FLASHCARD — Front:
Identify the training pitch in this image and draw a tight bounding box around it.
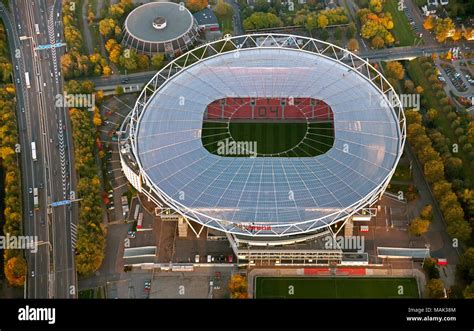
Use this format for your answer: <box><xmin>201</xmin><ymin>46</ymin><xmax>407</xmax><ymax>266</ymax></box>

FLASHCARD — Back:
<box><xmin>255</xmin><ymin>277</ymin><xmax>419</xmax><ymax>298</ymax></box>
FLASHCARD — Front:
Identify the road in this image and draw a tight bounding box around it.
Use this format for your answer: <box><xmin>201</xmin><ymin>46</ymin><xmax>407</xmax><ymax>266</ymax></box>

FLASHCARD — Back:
<box><xmin>7</xmin><ymin>0</ymin><xmax>78</xmax><ymax>298</ymax></box>
<box><xmin>86</xmin><ymin>42</ymin><xmax>474</xmax><ymax>89</ymax></box>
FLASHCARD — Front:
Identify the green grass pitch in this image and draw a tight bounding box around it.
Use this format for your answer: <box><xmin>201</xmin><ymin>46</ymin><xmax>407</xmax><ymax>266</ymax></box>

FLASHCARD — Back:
<box><xmin>201</xmin><ymin>121</ymin><xmax>334</xmax><ymax>157</ymax></box>
<box><xmin>255</xmin><ymin>277</ymin><xmax>419</xmax><ymax>299</ymax></box>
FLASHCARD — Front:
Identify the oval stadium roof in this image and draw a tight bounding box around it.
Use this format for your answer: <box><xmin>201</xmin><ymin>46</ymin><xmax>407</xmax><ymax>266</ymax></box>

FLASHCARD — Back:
<box><xmin>134</xmin><ymin>46</ymin><xmax>403</xmax><ymax>234</ymax></box>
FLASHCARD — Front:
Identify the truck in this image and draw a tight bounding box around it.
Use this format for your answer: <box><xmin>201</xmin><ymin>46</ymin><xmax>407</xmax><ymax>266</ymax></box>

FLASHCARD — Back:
<box><xmin>31</xmin><ymin>141</ymin><xmax>37</xmax><ymax>161</ymax></box>
<box><xmin>24</xmin><ymin>71</ymin><xmax>31</xmax><ymax>88</ymax></box>
<box><xmin>34</xmin><ymin>23</ymin><xmax>40</xmax><ymax>35</ymax></box>
<box><xmin>33</xmin><ymin>188</ymin><xmax>39</xmax><ymax>210</ymax></box>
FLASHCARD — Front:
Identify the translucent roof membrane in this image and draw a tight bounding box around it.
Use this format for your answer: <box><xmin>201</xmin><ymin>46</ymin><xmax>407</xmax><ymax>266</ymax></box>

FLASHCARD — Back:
<box><xmin>136</xmin><ymin>48</ymin><xmax>401</xmax><ymax>228</ymax></box>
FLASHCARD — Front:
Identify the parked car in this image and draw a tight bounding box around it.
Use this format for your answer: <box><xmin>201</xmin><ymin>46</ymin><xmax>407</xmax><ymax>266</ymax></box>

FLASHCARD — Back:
<box><xmin>144</xmin><ymin>280</ymin><xmax>151</xmax><ymax>290</ymax></box>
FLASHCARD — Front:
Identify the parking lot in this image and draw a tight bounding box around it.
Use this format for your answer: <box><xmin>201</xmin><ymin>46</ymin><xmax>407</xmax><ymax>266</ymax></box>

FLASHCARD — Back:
<box><xmin>98</xmin><ymin>94</ymin><xmax>139</xmax><ymax>223</ymax></box>
<box><xmin>441</xmin><ymin>63</ymin><xmax>469</xmax><ymax>92</ymax></box>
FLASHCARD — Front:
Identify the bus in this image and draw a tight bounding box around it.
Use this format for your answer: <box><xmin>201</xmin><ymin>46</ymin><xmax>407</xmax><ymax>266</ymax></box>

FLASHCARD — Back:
<box><xmin>35</xmin><ymin>24</ymin><xmax>40</xmax><ymax>35</ymax></box>
<box><xmin>24</xmin><ymin>72</ymin><xmax>31</xmax><ymax>88</ymax></box>
<box><xmin>31</xmin><ymin>141</ymin><xmax>37</xmax><ymax>161</ymax></box>
<box><xmin>33</xmin><ymin>188</ymin><xmax>39</xmax><ymax>210</ymax></box>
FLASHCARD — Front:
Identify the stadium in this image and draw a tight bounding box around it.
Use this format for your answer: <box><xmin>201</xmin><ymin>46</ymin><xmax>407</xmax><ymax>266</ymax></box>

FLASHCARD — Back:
<box><xmin>119</xmin><ymin>34</ymin><xmax>406</xmax><ymax>253</ymax></box>
<box><xmin>121</xmin><ymin>2</ymin><xmax>199</xmax><ymax>56</ymax></box>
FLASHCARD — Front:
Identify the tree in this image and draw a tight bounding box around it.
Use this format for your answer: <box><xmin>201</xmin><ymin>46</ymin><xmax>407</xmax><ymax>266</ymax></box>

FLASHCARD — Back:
<box><xmin>424</xmin><ymin>159</ymin><xmax>444</xmax><ymax>183</ymax></box>
<box><xmin>404</xmin><ymin>79</ymin><xmax>415</xmax><ymax>92</ymax></box>
<box><xmin>445</xmin><ymin>157</ymin><xmax>463</xmax><ymax>178</ymax></box>
<box><xmin>214</xmin><ymin>0</ymin><xmax>233</xmax><ymax>19</ymax></box>
<box><xmin>137</xmin><ymin>54</ymin><xmax>150</xmax><ymax>69</ymax></box>
<box><xmin>435</xmin><ymin>18</ymin><xmax>455</xmax><ymax>43</ymax></box>
<box><xmin>4</xmin><ymin>256</ymin><xmax>27</xmax><ymax>286</ymax></box>
<box><xmin>443</xmin><ymin>205</ymin><xmax>465</xmax><ymax>224</ymax></box>
<box><xmin>185</xmin><ymin>0</ymin><xmax>208</xmax><ymax>13</ymax></box>
<box><xmin>369</xmin><ymin>0</ymin><xmax>383</xmax><ymax>13</ymax></box>
<box><xmin>151</xmin><ymin>54</ymin><xmax>165</xmax><ymax>69</ymax></box>
<box><xmin>452</xmin><ymin>29</ymin><xmax>462</xmax><ymax>41</ymax></box>
<box><xmin>243</xmin><ymin>12</ymin><xmax>283</xmax><ymax>30</ymax></box>
<box><xmin>102</xmin><ymin>65</ymin><xmax>112</xmax><ymax>76</ymax></box>
<box><xmin>420</xmin><ymin>204</ymin><xmax>433</xmax><ymax>221</ymax></box>
<box><xmin>446</xmin><ymin>219</ymin><xmax>472</xmax><ymax>242</ymax></box>
<box><xmin>346</xmin><ymin>22</ymin><xmax>356</xmax><ymax>39</ymax></box>
<box><xmin>99</xmin><ymin>18</ymin><xmax>117</xmax><ymax>37</ymax></box>
<box><xmin>371</xmin><ymin>36</ymin><xmax>384</xmax><ymax>48</ymax></box>
<box><xmin>426</xmin><ymin>108</ymin><xmax>438</xmax><ymax>123</ymax></box>
<box><xmin>228</xmin><ymin>274</ymin><xmax>248</xmax><ymax>298</ymax></box>
<box><xmin>463</xmin><ymin>282</ymin><xmax>474</xmax><ymax>299</ymax></box>
<box><xmin>423</xmin><ymin>257</ymin><xmax>440</xmax><ymax>279</ymax></box>
<box><xmin>423</xmin><ymin>16</ymin><xmax>435</xmax><ymax>30</ymax></box>
<box><xmin>409</xmin><ymin>217</ymin><xmax>430</xmax><ymax>236</ymax></box>
<box><xmin>115</xmin><ymin>85</ymin><xmax>124</xmax><ymax>95</ymax></box>
<box><xmin>347</xmin><ymin>38</ymin><xmax>359</xmax><ymax>51</ymax></box>
<box><xmin>386</xmin><ymin>61</ymin><xmax>405</xmax><ymax>80</ymax></box>
<box><xmin>425</xmin><ymin>279</ymin><xmax>445</xmax><ymax>298</ymax></box>
<box><xmin>317</xmin><ymin>14</ymin><xmax>329</xmax><ymax>29</ymax></box>
<box><xmin>458</xmin><ymin>248</ymin><xmax>474</xmax><ymax>281</ymax></box>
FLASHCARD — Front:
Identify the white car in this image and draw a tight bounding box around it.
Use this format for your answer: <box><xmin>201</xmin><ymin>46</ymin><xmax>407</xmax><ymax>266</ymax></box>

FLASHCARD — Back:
<box><xmin>195</xmin><ymin>255</ymin><xmax>200</xmax><ymax>263</ymax></box>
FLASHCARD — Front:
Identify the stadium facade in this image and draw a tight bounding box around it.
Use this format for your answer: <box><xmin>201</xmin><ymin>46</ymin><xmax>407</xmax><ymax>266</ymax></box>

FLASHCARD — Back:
<box><xmin>122</xmin><ymin>2</ymin><xmax>199</xmax><ymax>56</ymax></box>
<box><xmin>118</xmin><ymin>34</ymin><xmax>406</xmax><ymax>252</ymax></box>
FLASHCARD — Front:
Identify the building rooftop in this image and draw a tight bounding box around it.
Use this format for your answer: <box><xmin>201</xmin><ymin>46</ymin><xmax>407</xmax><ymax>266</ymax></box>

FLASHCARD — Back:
<box><xmin>124</xmin><ymin>2</ymin><xmax>194</xmax><ymax>43</ymax></box>
<box><xmin>193</xmin><ymin>7</ymin><xmax>219</xmax><ymax>27</ymax></box>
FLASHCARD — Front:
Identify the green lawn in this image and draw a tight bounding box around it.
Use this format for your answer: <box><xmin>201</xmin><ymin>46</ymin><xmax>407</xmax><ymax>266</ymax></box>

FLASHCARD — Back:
<box><xmin>384</xmin><ymin>0</ymin><xmax>417</xmax><ymax>46</ymax></box>
<box><xmin>201</xmin><ymin>121</ymin><xmax>334</xmax><ymax>157</ymax></box>
<box><xmin>255</xmin><ymin>277</ymin><xmax>419</xmax><ymax>298</ymax></box>
<box><xmin>79</xmin><ymin>286</ymin><xmax>106</xmax><ymax>299</ymax></box>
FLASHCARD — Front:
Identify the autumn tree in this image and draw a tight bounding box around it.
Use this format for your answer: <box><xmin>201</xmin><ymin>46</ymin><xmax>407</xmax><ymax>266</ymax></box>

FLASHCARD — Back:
<box><xmin>420</xmin><ymin>204</ymin><xmax>433</xmax><ymax>221</ymax></box>
<box><xmin>228</xmin><ymin>274</ymin><xmax>248</xmax><ymax>299</ymax></box>
<box><xmin>243</xmin><ymin>12</ymin><xmax>283</xmax><ymax>30</ymax></box>
<box><xmin>423</xmin><ymin>16</ymin><xmax>435</xmax><ymax>30</ymax></box>
<box><xmin>151</xmin><ymin>53</ymin><xmax>165</xmax><ymax>69</ymax></box>
<box><xmin>4</xmin><ymin>256</ymin><xmax>26</xmax><ymax>287</ymax></box>
<box><xmin>425</xmin><ymin>279</ymin><xmax>445</xmax><ymax>298</ymax></box>
<box><xmin>409</xmin><ymin>217</ymin><xmax>430</xmax><ymax>236</ymax></box>
<box><xmin>386</xmin><ymin>61</ymin><xmax>405</xmax><ymax>80</ymax></box>
<box><xmin>186</xmin><ymin>0</ymin><xmax>208</xmax><ymax>13</ymax></box>
<box><xmin>371</xmin><ymin>36</ymin><xmax>384</xmax><ymax>48</ymax></box>
<box><xmin>214</xmin><ymin>0</ymin><xmax>233</xmax><ymax>20</ymax></box>
<box><xmin>347</xmin><ymin>38</ymin><xmax>359</xmax><ymax>51</ymax></box>
<box><xmin>317</xmin><ymin>14</ymin><xmax>329</xmax><ymax>29</ymax></box>
<box><xmin>435</xmin><ymin>18</ymin><xmax>455</xmax><ymax>43</ymax></box>
<box><xmin>424</xmin><ymin>159</ymin><xmax>444</xmax><ymax>183</ymax></box>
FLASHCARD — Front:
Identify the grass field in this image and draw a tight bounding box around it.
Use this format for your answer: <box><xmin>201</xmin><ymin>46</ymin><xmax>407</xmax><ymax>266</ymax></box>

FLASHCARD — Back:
<box><xmin>384</xmin><ymin>0</ymin><xmax>417</xmax><ymax>47</ymax></box>
<box><xmin>255</xmin><ymin>277</ymin><xmax>419</xmax><ymax>298</ymax></box>
<box><xmin>201</xmin><ymin>121</ymin><xmax>334</xmax><ymax>157</ymax></box>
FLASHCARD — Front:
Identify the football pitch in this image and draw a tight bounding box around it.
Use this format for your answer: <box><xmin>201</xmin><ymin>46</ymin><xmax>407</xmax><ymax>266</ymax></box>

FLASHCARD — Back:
<box><xmin>255</xmin><ymin>277</ymin><xmax>419</xmax><ymax>299</ymax></box>
<box><xmin>201</xmin><ymin>121</ymin><xmax>334</xmax><ymax>157</ymax></box>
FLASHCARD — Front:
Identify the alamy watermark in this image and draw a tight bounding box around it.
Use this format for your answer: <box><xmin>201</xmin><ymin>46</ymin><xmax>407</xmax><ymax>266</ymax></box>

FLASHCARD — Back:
<box><xmin>324</xmin><ymin>235</ymin><xmax>365</xmax><ymax>253</ymax></box>
<box><xmin>55</xmin><ymin>92</ymin><xmax>95</xmax><ymax>111</ymax></box>
<box><xmin>216</xmin><ymin>138</ymin><xmax>257</xmax><ymax>157</ymax></box>
<box><xmin>0</xmin><ymin>234</ymin><xmax>38</xmax><ymax>253</ymax></box>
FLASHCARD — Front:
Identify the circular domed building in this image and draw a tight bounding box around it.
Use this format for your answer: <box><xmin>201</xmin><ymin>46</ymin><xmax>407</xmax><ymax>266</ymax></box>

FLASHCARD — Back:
<box><xmin>122</xmin><ymin>2</ymin><xmax>199</xmax><ymax>56</ymax></box>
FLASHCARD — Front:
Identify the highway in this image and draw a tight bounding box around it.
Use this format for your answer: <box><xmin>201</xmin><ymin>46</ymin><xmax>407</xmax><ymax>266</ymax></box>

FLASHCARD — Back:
<box><xmin>5</xmin><ymin>0</ymin><xmax>77</xmax><ymax>298</ymax></box>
